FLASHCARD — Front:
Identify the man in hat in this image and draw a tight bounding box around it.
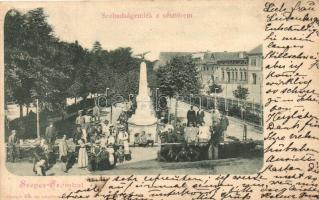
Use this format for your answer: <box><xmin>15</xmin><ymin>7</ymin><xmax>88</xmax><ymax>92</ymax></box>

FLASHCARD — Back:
<box><xmin>187</xmin><ymin>106</ymin><xmax>196</xmax><ymax>127</ymax></box>
<box><xmin>196</xmin><ymin>108</ymin><xmax>205</xmax><ymax>126</ymax></box>
<box><xmin>8</xmin><ymin>130</ymin><xmax>20</xmax><ymax>162</ymax></box>
<box><xmin>92</xmin><ymin>104</ymin><xmax>100</xmax><ymax>122</ymax></box>
<box><xmin>45</xmin><ymin>121</ymin><xmax>57</xmax><ymax>146</ymax></box>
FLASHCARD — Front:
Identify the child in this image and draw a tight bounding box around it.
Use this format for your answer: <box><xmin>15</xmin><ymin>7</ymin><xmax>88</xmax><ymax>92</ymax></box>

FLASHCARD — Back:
<box><xmin>117</xmin><ymin>146</ymin><xmax>125</xmax><ymax>164</ymax></box>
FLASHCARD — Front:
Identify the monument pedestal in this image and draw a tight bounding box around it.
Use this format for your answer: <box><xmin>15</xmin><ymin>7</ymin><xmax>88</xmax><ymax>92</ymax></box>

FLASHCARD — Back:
<box><xmin>127</xmin><ymin>61</ymin><xmax>158</xmax><ymax>145</ymax></box>
<box><xmin>128</xmin><ymin>123</ymin><xmax>157</xmax><ymax>145</ymax></box>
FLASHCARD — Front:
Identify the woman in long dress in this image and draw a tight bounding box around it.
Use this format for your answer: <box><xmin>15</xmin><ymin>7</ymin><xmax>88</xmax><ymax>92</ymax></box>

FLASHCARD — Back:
<box><xmin>77</xmin><ymin>139</ymin><xmax>88</xmax><ymax>168</ymax></box>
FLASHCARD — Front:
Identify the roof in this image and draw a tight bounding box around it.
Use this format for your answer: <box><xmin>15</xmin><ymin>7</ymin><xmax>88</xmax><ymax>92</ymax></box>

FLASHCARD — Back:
<box><xmin>157</xmin><ymin>45</ymin><xmax>261</xmax><ymax>68</ymax></box>
<box><xmin>248</xmin><ymin>44</ymin><xmax>262</xmax><ymax>55</ymax></box>
<box><xmin>207</xmin><ymin>52</ymin><xmax>247</xmax><ymax>61</ymax></box>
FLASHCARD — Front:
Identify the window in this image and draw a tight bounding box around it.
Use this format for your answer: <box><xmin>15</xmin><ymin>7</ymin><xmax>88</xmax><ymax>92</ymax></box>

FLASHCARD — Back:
<box><xmin>240</xmin><ymin>71</ymin><xmax>243</xmax><ymax>80</ymax></box>
<box><xmin>251</xmin><ymin>58</ymin><xmax>257</xmax><ymax>66</ymax></box>
<box><xmin>222</xmin><ymin>70</ymin><xmax>225</xmax><ymax>80</ymax></box>
<box><xmin>252</xmin><ymin>73</ymin><xmax>257</xmax><ymax>84</ymax></box>
<box><xmin>235</xmin><ymin>70</ymin><xmax>238</xmax><ymax>81</ymax></box>
<box><xmin>227</xmin><ymin>71</ymin><xmax>230</xmax><ymax>82</ymax></box>
<box><xmin>232</xmin><ymin>71</ymin><xmax>235</xmax><ymax>81</ymax></box>
<box><xmin>244</xmin><ymin>72</ymin><xmax>247</xmax><ymax>80</ymax></box>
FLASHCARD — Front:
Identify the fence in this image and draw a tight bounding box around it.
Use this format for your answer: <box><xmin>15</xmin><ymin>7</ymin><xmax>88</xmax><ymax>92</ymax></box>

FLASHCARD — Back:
<box><xmin>183</xmin><ymin>94</ymin><xmax>263</xmax><ymax>127</ymax></box>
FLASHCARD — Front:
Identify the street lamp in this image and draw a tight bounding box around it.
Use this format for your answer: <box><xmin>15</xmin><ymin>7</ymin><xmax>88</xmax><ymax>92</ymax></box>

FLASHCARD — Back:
<box><xmin>214</xmin><ymin>87</ymin><xmax>218</xmax><ymax>109</ymax></box>
<box><xmin>36</xmin><ymin>99</ymin><xmax>40</xmax><ymax>139</ymax></box>
<box><xmin>155</xmin><ymin>88</ymin><xmax>159</xmax><ymax>111</ymax></box>
<box><xmin>105</xmin><ymin>88</ymin><xmax>112</xmax><ymax>123</ymax></box>
<box><xmin>190</xmin><ymin>94</ymin><xmax>193</xmax><ymax>105</ymax></box>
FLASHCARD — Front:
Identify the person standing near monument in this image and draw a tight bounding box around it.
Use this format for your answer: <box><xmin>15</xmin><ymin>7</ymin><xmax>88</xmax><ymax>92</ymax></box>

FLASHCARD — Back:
<box><xmin>211</xmin><ymin>109</ymin><xmax>221</xmax><ymax>127</ymax></box>
<box><xmin>75</xmin><ymin>110</ymin><xmax>84</xmax><ymax>127</ymax></box>
<box><xmin>59</xmin><ymin>135</ymin><xmax>68</xmax><ymax>161</ymax></box>
<box><xmin>196</xmin><ymin>108</ymin><xmax>205</xmax><ymax>126</ymax></box>
<box><xmin>220</xmin><ymin>114</ymin><xmax>229</xmax><ymax>141</ymax></box>
<box><xmin>187</xmin><ymin>106</ymin><xmax>196</xmax><ymax>127</ymax></box>
<box><xmin>92</xmin><ymin>104</ymin><xmax>100</xmax><ymax>122</ymax></box>
<box><xmin>77</xmin><ymin>139</ymin><xmax>88</xmax><ymax>168</ymax></box>
<box><xmin>82</xmin><ymin>110</ymin><xmax>91</xmax><ymax>142</ymax></box>
<box><xmin>211</xmin><ymin>121</ymin><xmax>223</xmax><ymax>160</ymax></box>
<box><xmin>45</xmin><ymin>121</ymin><xmax>57</xmax><ymax>146</ymax></box>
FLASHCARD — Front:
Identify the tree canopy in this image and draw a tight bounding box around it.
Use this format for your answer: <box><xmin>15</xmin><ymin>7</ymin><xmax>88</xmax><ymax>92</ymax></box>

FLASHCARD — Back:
<box><xmin>209</xmin><ymin>83</ymin><xmax>223</xmax><ymax>94</ymax></box>
<box><xmin>156</xmin><ymin>56</ymin><xmax>201</xmax><ymax>98</ymax></box>
<box><xmin>4</xmin><ymin>8</ymin><xmax>154</xmax><ymax>118</ymax></box>
<box><xmin>233</xmin><ymin>85</ymin><xmax>249</xmax><ymax>100</ymax></box>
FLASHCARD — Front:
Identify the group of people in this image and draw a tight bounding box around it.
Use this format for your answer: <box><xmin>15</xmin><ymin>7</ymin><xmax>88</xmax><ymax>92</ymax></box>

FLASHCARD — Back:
<box><xmin>29</xmin><ymin>107</ymin><xmax>133</xmax><ymax>176</ymax></box>
<box><xmin>133</xmin><ymin>131</ymin><xmax>154</xmax><ymax>147</ymax></box>
<box><xmin>186</xmin><ymin>106</ymin><xmax>205</xmax><ymax>127</ymax></box>
<box><xmin>71</xmin><ymin>109</ymin><xmax>132</xmax><ymax>171</ymax></box>
<box><xmin>157</xmin><ymin>106</ymin><xmax>229</xmax><ymax>162</ymax></box>
<box><xmin>7</xmin><ymin>101</ymin><xmax>233</xmax><ymax>173</ymax></box>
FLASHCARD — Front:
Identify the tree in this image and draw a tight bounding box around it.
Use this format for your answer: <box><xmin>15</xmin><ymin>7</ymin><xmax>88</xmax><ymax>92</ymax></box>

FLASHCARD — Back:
<box><xmin>5</xmin><ymin>7</ymin><xmax>154</xmax><ymax>123</ymax></box>
<box><xmin>156</xmin><ymin>56</ymin><xmax>201</xmax><ymax>124</ymax></box>
<box><xmin>92</xmin><ymin>41</ymin><xmax>102</xmax><ymax>53</ymax></box>
<box><xmin>209</xmin><ymin>82</ymin><xmax>223</xmax><ymax>94</ymax></box>
<box><xmin>233</xmin><ymin>85</ymin><xmax>249</xmax><ymax>100</ymax></box>
<box><xmin>5</xmin><ymin>8</ymin><xmax>72</xmax><ymax>117</ymax></box>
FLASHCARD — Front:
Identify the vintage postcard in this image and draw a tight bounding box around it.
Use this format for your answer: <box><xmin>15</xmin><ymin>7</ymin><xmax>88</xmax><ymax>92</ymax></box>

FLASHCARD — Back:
<box><xmin>0</xmin><ymin>0</ymin><xmax>318</xmax><ymax>199</ymax></box>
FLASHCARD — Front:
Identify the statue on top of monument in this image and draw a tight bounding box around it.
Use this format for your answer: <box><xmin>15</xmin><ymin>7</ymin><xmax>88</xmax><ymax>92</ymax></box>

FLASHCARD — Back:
<box><xmin>134</xmin><ymin>51</ymin><xmax>150</xmax><ymax>61</ymax></box>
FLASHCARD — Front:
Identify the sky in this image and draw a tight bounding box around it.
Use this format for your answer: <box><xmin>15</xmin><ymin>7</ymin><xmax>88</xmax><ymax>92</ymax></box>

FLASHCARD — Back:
<box><xmin>9</xmin><ymin>1</ymin><xmax>264</xmax><ymax>61</ymax></box>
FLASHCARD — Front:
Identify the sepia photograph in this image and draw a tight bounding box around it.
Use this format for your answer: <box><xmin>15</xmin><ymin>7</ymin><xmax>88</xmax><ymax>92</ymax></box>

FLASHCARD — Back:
<box><xmin>4</xmin><ymin>3</ymin><xmax>264</xmax><ymax>176</ymax></box>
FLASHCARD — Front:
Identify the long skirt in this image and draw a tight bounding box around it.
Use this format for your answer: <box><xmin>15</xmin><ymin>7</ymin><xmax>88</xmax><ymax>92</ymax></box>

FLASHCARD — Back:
<box><xmin>78</xmin><ymin>148</ymin><xmax>88</xmax><ymax>168</ymax></box>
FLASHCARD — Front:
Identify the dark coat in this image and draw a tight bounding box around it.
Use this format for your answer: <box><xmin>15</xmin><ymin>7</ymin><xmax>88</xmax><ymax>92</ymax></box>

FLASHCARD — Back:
<box><xmin>187</xmin><ymin>110</ymin><xmax>196</xmax><ymax>123</ymax></box>
<box><xmin>73</xmin><ymin>129</ymin><xmax>82</xmax><ymax>144</ymax></box>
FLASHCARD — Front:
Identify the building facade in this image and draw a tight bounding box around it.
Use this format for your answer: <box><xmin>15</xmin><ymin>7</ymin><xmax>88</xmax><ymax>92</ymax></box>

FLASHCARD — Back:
<box><xmin>156</xmin><ymin>45</ymin><xmax>262</xmax><ymax>103</ymax></box>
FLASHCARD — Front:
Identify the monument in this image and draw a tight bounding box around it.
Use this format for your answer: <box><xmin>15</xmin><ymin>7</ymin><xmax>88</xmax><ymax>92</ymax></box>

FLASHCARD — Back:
<box><xmin>128</xmin><ymin>53</ymin><xmax>158</xmax><ymax>145</ymax></box>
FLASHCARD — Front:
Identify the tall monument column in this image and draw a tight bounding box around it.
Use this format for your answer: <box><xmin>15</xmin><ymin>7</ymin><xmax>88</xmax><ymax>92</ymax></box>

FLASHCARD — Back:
<box><xmin>128</xmin><ymin>61</ymin><xmax>158</xmax><ymax>144</ymax></box>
